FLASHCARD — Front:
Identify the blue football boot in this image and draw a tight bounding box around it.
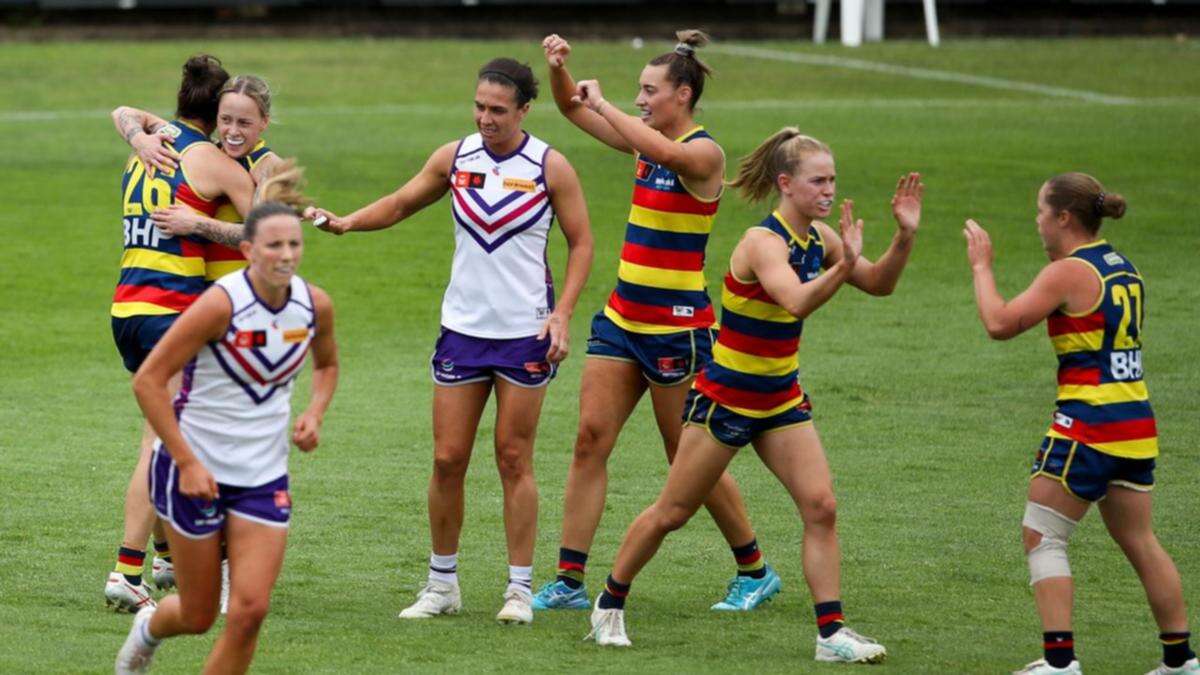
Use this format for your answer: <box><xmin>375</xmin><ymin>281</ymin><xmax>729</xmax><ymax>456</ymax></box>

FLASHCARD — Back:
<box><xmin>710</xmin><ymin>564</ymin><xmax>782</xmax><ymax>611</ymax></box>
<box><xmin>531</xmin><ymin>579</ymin><xmax>591</xmax><ymax>610</ymax></box>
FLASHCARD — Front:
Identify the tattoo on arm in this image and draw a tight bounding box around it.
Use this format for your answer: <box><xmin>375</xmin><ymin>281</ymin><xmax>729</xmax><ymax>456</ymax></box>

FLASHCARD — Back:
<box><xmin>119</xmin><ymin>110</ymin><xmax>142</xmax><ymax>144</ymax></box>
<box><xmin>193</xmin><ymin>218</ymin><xmax>244</xmax><ymax>248</ymax></box>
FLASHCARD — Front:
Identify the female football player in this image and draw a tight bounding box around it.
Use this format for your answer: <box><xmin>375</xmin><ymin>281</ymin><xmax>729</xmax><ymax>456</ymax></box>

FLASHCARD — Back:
<box><xmin>963</xmin><ymin>174</ymin><xmax>1195</xmax><ymax>675</ymax></box>
<box><xmin>532</xmin><ymin>29</ymin><xmax>778</xmax><ymax>613</ymax></box>
<box><xmin>587</xmin><ymin>130</ymin><xmax>919</xmax><ymax>664</ymax></box>
<box><xmin>307</xmin><ymin>57</ymin><xmax>593</xmax><ymax>625</ymax></box>
<box><xmin>115</xmin><ymin>180</ymin><xmax>339</xmax><ymax>675</ymax></box>
<box><xmin>105</xmin><ymin>55</ymin><xmax>259</xmax><ymax>612</ymax></box>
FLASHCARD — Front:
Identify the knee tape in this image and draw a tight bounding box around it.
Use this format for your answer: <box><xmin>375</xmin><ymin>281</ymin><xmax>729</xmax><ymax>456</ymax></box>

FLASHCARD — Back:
<box><xmin>1023</xmin><ymin>501</ymin><xmax>1077</xmax><ymax>584</ymax></box>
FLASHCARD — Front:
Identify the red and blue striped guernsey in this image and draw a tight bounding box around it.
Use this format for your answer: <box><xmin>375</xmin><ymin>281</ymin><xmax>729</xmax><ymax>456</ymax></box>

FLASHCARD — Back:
<box><xmin>205</xmin><ymin>139</ymin><xmax>272</xmax><ymax>282</ymax></box>
<box><xmin>603</xmin><ymin>126</ymin><xmax>720</xmax><ymax>334</ymax></box>
<box><xmin>1046</xmin><ymin>240</ymin><xmax>1157</xmax><ymax>459</ymax></box>
<box><xmin>111</xmin><ymin>120</ymin><xmax>220</xmax><ymax>318</ymax></box>
<box><xmin>695</xmin><ymin>211</ymin><xmax>825</xmax><ymax>417</ymax></box>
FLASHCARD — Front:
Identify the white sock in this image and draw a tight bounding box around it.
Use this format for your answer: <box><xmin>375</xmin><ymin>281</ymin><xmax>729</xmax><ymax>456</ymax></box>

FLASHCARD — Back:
<box><xmin>138</xmin><ymin>617</ymin><xmax>161</xmax><ymax>647</ymax></box>
<box><xmin>429</xmin><ymin>552</ymin><xmax>458</xmax><ymax>586</ymax></box>
<box><xmin>507</xmin><ymin>564</ymin><xmax>533</xmax><ymax>595</ymax></box>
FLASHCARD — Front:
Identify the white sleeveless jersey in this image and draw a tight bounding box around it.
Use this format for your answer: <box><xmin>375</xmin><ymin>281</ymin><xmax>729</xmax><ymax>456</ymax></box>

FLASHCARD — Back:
<box><xmin>443</xmin><ymin>132</ymin><xmax>556</xmax><ymax>338</ymax></box>
<box><xmin>174</xmin><ymin>270</ymin><xmax>315</xmax><ymax>487</ymax></box>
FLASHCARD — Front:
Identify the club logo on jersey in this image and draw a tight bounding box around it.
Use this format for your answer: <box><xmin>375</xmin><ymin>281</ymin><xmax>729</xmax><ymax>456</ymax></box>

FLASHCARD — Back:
<box><xmin>657</xmin><ymin>356</ymin><xmax>688</xmax><ymax>376</ymax></box>
<box><xmin>455</xmin><ymin>171</ymin><xmax>487</xmax><ymax>189</ymax></box>
<box><xmin>283</xmin><ymin>328</ymin><xmax>308</xmax><ymax>344</ymax></box>
<box><xmin>274</xmin><ymin>490</ymin><xmax>292</xmax><ymax>510</ymax></box>
<box><xmin>503</xmin><ymin>177</ymin><xmax>537</xmax><ymax>193</ymax></box>
<box><xmin>233</xmin><ymin>330</ymin><xmax>268</xmax><ymax>348</ymax></box>
<box><xmin>635</xmin><ymin>159</ymin><xmax>653</xmax><ymax>180</ymax></box>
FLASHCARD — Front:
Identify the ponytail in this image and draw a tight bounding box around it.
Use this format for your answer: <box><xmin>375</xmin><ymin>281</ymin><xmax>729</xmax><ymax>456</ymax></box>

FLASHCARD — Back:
<box><xmin>176</xmin><ymin>54</ymin><xmax>229</xmax><ymax>125</ymax></box>
<box><xmin>244</xmin><ymin>159</ymin><xmax>310</xmax><ymax>241</ymax></box>
<box><xmin>729</xmin><ymin>127</ymin><xmax>830</xmax><ymax>203</ymax></box>
<box><xmin>1044</xmin><ymin>172</ymin><xmax>1126</xmax><ymax>235</ymax></box>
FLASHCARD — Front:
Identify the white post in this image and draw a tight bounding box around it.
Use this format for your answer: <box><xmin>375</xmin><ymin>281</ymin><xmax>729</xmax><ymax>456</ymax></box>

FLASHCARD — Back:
<box><xmin>864</xmin><ymin>0</ymin><xmax>884</xmax><ymax>42</ymax></box>
<box><xmin>923</xmin><ymin>0</ymin><xmax>941</xmax><ymax>47</ymax></box>
<box><xmin>841</xmin><ymin>0</ymin><xmax>864</xmax><ymax>47</ymax></box>
<box><xmin>813</xmin><ymin>0</ymin><xmax>831</xmax><ymax>44</ymax></box>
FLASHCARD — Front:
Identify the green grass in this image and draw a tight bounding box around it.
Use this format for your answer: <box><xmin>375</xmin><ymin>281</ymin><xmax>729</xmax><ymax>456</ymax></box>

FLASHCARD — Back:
<box><xmin>1</xmin><ymin>37</ymin><xmax>1198</xmax><ymax>673</ymax></box>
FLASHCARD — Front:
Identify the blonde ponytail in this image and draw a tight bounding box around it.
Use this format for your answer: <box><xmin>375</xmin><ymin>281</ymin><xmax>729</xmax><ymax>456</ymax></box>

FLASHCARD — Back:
<box><xmin>729</xmin><ymin>127</ymin><xmax>830</xmax><ymax>203</ymax></box>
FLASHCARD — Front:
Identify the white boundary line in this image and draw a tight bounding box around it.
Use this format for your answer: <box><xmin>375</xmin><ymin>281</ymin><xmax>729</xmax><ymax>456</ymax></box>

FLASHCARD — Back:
<box><xmin>708</xmin><ymin>44</ymin><xmax>1139</xmax><ymax>106</ymax></box>
<box><xmin>4</xmin><ymin>96</ymin><xmax>1194</xmax><ymax>124</ymax></box>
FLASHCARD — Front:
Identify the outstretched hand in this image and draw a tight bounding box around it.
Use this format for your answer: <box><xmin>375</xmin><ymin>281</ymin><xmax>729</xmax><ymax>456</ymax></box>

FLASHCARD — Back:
<box><xmin>839</xmin><ymin>199</ymin><xmax>864</xmax><ymax>268</ymax></box>
<box><xmin>307</xmin><ymin>207</ymin><xmax>351</xmax><ymax>235</ymax></box>
<box><xmin>891</xmin><ymin>172</ymin><xmax>924</xmax><ymax>236</ymax></box>
<box><xmin>963</xmin><ymin>219</ymin><xmax>994</xmax><ymax>270</ymax></box>
<box><xmin>542</xmin><ymin>34</ymin><xmax>572</xmax><ymax>68</ymax></box>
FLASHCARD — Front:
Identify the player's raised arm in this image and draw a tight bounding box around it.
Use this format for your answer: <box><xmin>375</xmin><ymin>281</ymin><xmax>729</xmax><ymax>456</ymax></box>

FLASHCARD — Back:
<box><xmin>963</xmin><ymin>219</ymin><xmax>1097</xmax><ymax>340</ymax></box>
<box><xmin>743</xmin><ymin>200</ymin><xmax>861</xmax><ymax>320</ymax></box>
<box><xmin>112</xmin><ymin>105</ymin><xmax>178</xmax><ymax>173</ymax></box>
<box><xmin>823</xmin><ymin>172</ymin><xmax>923</xmax><ymax>296</ymax></box>
<box><xmin>310</xmin><ymin>141</ymin><xmax>456</xmax><ymax>235</ymax></box>
<box><xmin>542</xmin><ymin>34</ymin><xmax>634</xmax><ymax>154</ymax></box>
<box><xmin>131</xmin><ymin>287</ymin><xmax>231</xmax><ymax>500</ymax></box>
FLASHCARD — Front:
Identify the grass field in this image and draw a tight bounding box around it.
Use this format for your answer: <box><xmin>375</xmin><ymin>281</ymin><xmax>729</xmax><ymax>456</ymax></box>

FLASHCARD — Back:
<box><xmin>2</xmin><ymin>36</ymin><xmax>1199</xmax><ymax>673</ymax></box>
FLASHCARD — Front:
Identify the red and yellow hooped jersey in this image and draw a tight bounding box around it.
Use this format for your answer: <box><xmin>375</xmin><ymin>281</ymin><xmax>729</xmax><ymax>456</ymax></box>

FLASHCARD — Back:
<box><xmin>111</xmin><ymin>120</ymin><xmax>220</xmax><ymax>318</ymax></box>
<box><xmin>206</xmin><ymin>139</ymin><xmax>272</xmax><ymax>282</ymax></box>
<box><xmin>1046</xmin><ymin>240</ymin><xmax>1157</xmax><ymax>459</ymax></box>
<box><xmin>603</xmin><ymin>126</ymin><xmax>720</xmax><ymax>335</ymax></box>
<box><xmin>695</xmin><ymin>211</ymin><xmax>825</xmax><ymax>418</ymax></box>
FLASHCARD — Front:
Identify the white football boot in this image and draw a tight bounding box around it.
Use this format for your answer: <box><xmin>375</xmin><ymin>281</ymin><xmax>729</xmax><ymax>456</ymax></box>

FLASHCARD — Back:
<box><xmin>1013</xmin><ymin>658</ymin><xmax>1082</xmax><ymax>674</ymax></box>
<box><xmin>585</xmin><ymin>596</ymin><xmax>631</xmax><ymax>647</ymax></box>
<box><xmin>150</xmin><ymin>557</ymin><xmax>175</xmax><ymax>591</ymax></box>
<box><xmin>398</xmin><ymin>580</ymin><xmax>462</xmax><ymax>619</ymax></box>
<box><xmin>114</xmin><ymin>605</ymin><xmax>159</xmax><ymax>674</ymax></box>
<box><xmin>105</xmin><ymin>572</ymin><xmax>156</xmax><ymax>613</ymax></box>
<box><xmin>496</xmin><ymin>588</ymin><xmax>534</xmax><ymax>625</ymax></box>
<box><xmin>219</xmin><ymin>560</ymin><xmax>230</xmax><ymax>615</ymax></box>
<box><xmin>815</xmin><ymin>626</ymin><xmax>887</xmax><ymax>664</ymax></box>
<box><xmin>1147</xmin><ymin>657</ymin><xmax>1200</xmax><ymax>675</ymax></box>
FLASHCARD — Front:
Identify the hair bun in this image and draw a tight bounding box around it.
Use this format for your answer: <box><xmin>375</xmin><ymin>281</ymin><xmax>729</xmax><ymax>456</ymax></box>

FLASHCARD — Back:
<box><xmin>1101</xmin><ymin>192</ymin><xmax>1127</xmax><ymax>220</ymax></box>
<box><xmin>674</xmin><ymin>29</ymin><xmax>710</xmax><ymax>49</ymax></box>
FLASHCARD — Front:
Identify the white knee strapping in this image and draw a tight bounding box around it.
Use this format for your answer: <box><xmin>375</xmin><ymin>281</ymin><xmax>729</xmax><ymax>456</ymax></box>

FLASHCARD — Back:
<box><xmin>1023</xmin><ymin>501</ymin><xmax>1078</xmax><ymax>584</ymax></box>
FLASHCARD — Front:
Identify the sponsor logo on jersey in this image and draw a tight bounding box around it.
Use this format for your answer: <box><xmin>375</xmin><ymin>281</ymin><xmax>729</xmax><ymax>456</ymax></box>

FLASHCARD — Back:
<box><xmin>274</xmin><ymin>490</ymin><xmax>292</xmax><ymax>509</ymax></box>
<box><xmin>503</xmin><ymin>177</ymin><xmax>537</xmax><ymax>193</ymax></box>
<box><xmin>635</xmin><ymin>159</ymin><xmax>653</xmax><ymax>180</ymax></box>
<box><xmin>657</xmin><ymin>356</ymin><xmax>688</xmax><ymax>375</ymax></box>
<box><xmin>160</xmin><ymin>124</ymin><xmax>182</xmax><ymax>141</ymax></box>
<box><xmin>440</xmin><ymin>359</ymin><xmax>455</xmax><ymax>372</ymax></box>
<box><xmin>282</xmin><ymin>327</ymin><xmax>308</xmax><ymax>344</ymax></box>
<box><xmin>672</xmin><ymin>305</ymin><xmax>695</xmax><ymax>317</ymax></box>
<box><xmin>454</xmin><ymin>171</ymin><xmax>488</xmax><ymax>189</ymax></box>
<box><xmin>234</xmin><ymin>330</ymin><xmax>268</xmax><ymax>348</ymax></box>
<box><xmin>1104</xmin><ymin>252</ymin><xmax>1125</xmax><ymax>266</ymax></box>
<box><xmin>535</xmin><ymin>307</ymin><xmax>551</xmax><ymax>320</ymax></box>
<box><xmin>1054</xmin><ymin>412</ymin><xmax>1074</xmax><ymax>429</ymax></box>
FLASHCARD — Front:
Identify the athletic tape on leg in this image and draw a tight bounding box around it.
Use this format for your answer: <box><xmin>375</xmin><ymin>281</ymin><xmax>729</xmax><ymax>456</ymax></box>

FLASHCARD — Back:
<box><xmin>1023</xmin><ymin>501</ymin><xmax>1077</xmax><ymax>584</ymax></box>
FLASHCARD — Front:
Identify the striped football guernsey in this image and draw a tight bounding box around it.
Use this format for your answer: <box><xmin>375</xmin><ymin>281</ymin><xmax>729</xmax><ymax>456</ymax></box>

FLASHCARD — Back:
<box><xmin>205</xmin><ymin>139</ymin><xmax>272</xmax><ymax>282</ymax></box>
<box><xmin>111</xmin><ymin>120</ymin><xmax>221</xmax><ymax>318</ymax></box>
<box><xmin>694</xmin><ymin>211</ymin><xmax>825</xmax><ymax>418</ymax></box>
<box><xmin>1046</xmin><ymin>239</ymin><xmax>1157</xmax><ymax>459</ymax></box>
<box><xmin>603</xmin><ymin>126</ymin><xmax>720</xmax><ymax>334</ymax></box>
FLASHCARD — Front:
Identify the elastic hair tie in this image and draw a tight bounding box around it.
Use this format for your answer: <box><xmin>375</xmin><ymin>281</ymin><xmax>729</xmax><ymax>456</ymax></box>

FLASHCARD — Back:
<box><xmin>674</xmin><ymin>43</ymin><xmax>695</xmax><ymax>57</ymax></box>
<box><xmin>1094</xmin><ymin>192</ymin><xmax>1106</xmax><ymax>217</ymax></box>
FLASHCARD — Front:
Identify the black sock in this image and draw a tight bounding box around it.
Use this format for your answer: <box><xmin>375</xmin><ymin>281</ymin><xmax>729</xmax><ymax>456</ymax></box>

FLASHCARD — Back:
<box><xmin>815</xmin><ymin>601</ymin><xmax>844</xmax><ymax>638</ymax></box>
<box><xmin>1043</xmin><ymin>631</ymin><xmax>1075</xmax><ymax>669</ymax></box>
<box><xmin>1161</xmin><ymin>632</ymin><xmax>1194</xmax><ymax>668</ymax></box>
<box><xmin>556</xmin><ymin>547</ymin><xmax>588</xmax><ymax>590</ymax></box>
<box><xmin>731</xmin><ymin>539</ymin><xmax>766</xmax><ymax>579</ymax></box>
<box><xmin>153</xmin><ymin>539</ymin><xmax>171</xmax><ymax>563</ymax></box>
<box><xmin>597</xmin><ymin>575</ymin><xmax>630</xmax><ymax>610</ymax></box>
